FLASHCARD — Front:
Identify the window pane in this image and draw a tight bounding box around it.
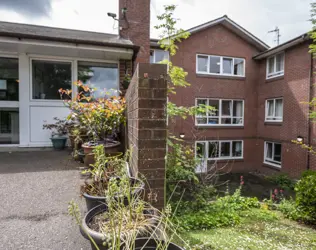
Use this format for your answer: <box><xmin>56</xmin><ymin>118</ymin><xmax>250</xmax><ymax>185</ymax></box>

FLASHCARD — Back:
<box><xmin>196</xmin><ymin>142</ymin><xmax>206</xmax><ymax>158</ymax></box>
<box><xmin>0</xmin><ymin>108</ymin><xmax>19</xmax><ymax>144</ymax></box>
<box><xmin>0</xmin><ymin>58</ymin><xmax>19</xmax><ymax>101</ymax></box>
<box><xmin>275</xmin><ymin>99</ymin><xmax>283</xmax><ymax>118</ymax></box>
<box><xmin>78</xmin><ymin>61</ymin><xmax>118</xmax><ymax>98</ymax></box>
<box><xmin>196</xmin><ymin>118</ymin><xmax>207</xmax><ymax>124</ymax></box>
<box><xmin>209</xmin><ymin>142</ymin><xmax>219</xmax><ymax>158</ymax></box>
<box><xmin>208</xmin><ymin>99</ymin><xmax>219</xmax><ymax>116</ymax></box>
<box><xmin>220</xmin><ymin>142</ymin><xmax>231</xmax><ymax>157</ymax></box>
<box><xmin>209</xmin><ymin>56</ymin><xmax>220</xmax><ymax>74</ymax></box>
<box><xmin>155</xmin><ymin>50</ymin><xmax>168</xmax><ymax>63</ymax></box>
<box><xmin>223</xmin><ymin>58</ymin><xmax>233</xmax><ymax>74</ymax></box>
<box><xmin>233</xmin><ymin>118</ymin><xmax>243</xmax><ymax>124</ymax></box>
<box><xmin>266</xmin><ymin>142</ymin><xmax>273</xmax><ymax>159</ymax></box>
<box><xmin>197</xmin><ymin>56</ymin><xmax>208</xmax><ymax>72</ymax></box>
<box><xmin>276</xmin><ymin>54</ymin><xmax>284</xmax><ymax>72</ymax></box>
<box><xmin>268</xmin><ymin>57</ymin><xmax>275</xmax><ymax>74</ymax></box>
<box><xmin>233</xmin><ymin>101</ymin><xmax>243</xmax><ymax>117</ymax></box>
<box><xmin>208</xmin><ymin>118</ymin><xmax>219</xmax><ymax>124</ymax></box>
<box><xmin>221</xmin><ymin>118</ymin><xmax>232</xmax><ymax>124</ymax></box>
<box><xmin>32</xmin><ymin>60</ymin><xmax>71</xmax><ymax>100</ymax></box>
<box><xmin>221</xmin><ymin>100</ymin><xmax>232</xmax><ymax>116</ymax></box>
<box><xmin>274</xmin><ymin>143</ymin><xmax>282</xmax><ymax>163</ymax></box>
<box><xmin>234</xmin><ymin>59</ymin><xmax>244</xmax><ymax>76</ymax></box>
<box><xmin>196</xmin><ymin>99</ymin><xmax>207</xmax><ymax>116</ymax></box>
<box><xmin>232</xmin><ymin>141</ymin><xmax>242</xmax><ymax>157</ymax></box>
<box><xmin>150</xmin><ymin>50</ymin><xmax>154</xmax><ymax>64</ymax></box>
<box><xmin>267</xmin><ymin>100</ymin><xmax>274</xmax><ymax>117</ymax></box>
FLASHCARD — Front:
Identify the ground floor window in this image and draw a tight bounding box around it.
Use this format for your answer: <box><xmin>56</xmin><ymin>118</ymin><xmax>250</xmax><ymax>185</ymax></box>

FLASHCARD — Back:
<box><xmin>264</xmin><ymin>141</ymin><xmax>282</xmax><ymax>167</ymax></box>
<box><xmin>78</xmin><ymin>61</ymin><xmax>119</xmax><ymax>98</ymax></box>
<box><xmin>0</xmin><ymin>108</ymin><xmax>19</xmax><ymax>144</ymax></box>
<box><xmin>32</xmin><ymin>59</ymin><xmax>72</xmax><ymax>100</ymax></box>
<box><xmin>0</xmin><ymin>58</ymin><xmax>19</xmax><ymax>101</ymax></box>
<box><xmin>195</xmin><ymin>140</ymin><xmax>243</xmax><ymax>160</ymax></box>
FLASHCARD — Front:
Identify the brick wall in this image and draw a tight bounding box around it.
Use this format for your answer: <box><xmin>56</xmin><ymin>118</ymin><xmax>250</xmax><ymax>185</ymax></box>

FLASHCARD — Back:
<box><xmin>119</xmin><ymin>0</ymin><xmax>150</xmax><ymax>64</ymax></box>
<box><xmin>125</xmin><ymin>63</ymin><xmax>168</xmax><ymax>209</ymax></box>
<box><xmin>169</xmin><ymin>24</ymin><xmax>261</xmax><ymax>173</ymax></box>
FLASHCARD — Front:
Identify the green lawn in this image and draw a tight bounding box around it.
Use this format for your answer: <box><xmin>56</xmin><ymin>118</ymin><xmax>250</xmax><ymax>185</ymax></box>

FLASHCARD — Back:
<box><xmin>179</xmin><ymin>209</ymin><xmax>316</xmax><ymax>250</ymax></box>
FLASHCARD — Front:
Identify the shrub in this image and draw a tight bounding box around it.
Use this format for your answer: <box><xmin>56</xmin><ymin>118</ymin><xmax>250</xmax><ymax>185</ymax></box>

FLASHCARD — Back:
<box><xmin>279</xmin><ymin>199</ymin><xmax>301</xmax><ymax>221</ymax></box>
<box><xmin>301</xmin><ymin>170</ymin><xmax>316</xmax><ymax>178</ymax></box>
<box><xmin>295</xmin><ymin>174</ymin><xmax>316</xmax><ymax>222</ymax></box>
<box><xmin>266</xmin><ymin>173</ymin><xmax>295</xmax><ymax>190</ymax></box>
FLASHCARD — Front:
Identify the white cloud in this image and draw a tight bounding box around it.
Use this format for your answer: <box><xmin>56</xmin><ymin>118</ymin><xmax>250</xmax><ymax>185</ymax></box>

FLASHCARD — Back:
<box><xmin>0</xmin><ymin>0</ymin><xmax>312</xmax><ymax>47</ymax></box>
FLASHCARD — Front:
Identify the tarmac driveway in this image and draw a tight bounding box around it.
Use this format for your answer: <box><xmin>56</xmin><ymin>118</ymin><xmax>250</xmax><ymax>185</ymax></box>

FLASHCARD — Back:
<box><xmin>0</xmin><ymin>150</ymin><xmax>90</xmax><ymax>250</ymax></box>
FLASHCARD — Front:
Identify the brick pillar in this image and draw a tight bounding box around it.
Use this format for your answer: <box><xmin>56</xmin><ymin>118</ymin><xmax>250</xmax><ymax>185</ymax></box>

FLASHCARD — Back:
<box><xmin>119</xmin><ymin>0</ymin><xmax>150</xmax><ymax>64</ymax></box>
<box><xmin>125</xmin><ymin>63</ymin><xmax>168</xmax><ymax>209</ymax></box>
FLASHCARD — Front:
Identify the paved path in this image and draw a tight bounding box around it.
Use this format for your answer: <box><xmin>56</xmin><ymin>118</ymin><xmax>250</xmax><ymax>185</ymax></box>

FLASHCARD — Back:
<box><xmin>0</xmin><ymin>150</ymin><xmax>90</xmax><ymax>250</ymax></box>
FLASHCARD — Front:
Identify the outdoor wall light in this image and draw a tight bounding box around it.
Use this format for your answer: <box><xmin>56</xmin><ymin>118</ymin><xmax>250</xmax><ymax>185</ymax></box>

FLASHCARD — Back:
<box><xmin>297</xmin><ymin>136</ymin><xmax>303</xmax><ymax>143</ymax></box>
<box><xmin>179</xmin><ymin>133</ymin><xmax>185</xmax><ymax>139</ymax></box>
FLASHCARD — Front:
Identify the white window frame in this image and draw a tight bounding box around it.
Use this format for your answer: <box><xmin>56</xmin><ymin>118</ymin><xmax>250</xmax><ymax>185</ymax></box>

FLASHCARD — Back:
<box><xmin>150</xmin><ymin>49</ymin><xmax>169</xmax><ymax>64</ymax></box>
<box><xmin>30</xmin><ymin>57</ymin><xmax>74</xmax><ymax>102</ymax></box>
<box><xmin>265</xmin><ymin>98</ymin><xmax>283</xmax><ymax>122</ymax></box>
<box><xmin>195</xmin><ymin>98</ymin><xmax>244</xmax><ymax>126</ymax></box>
<box><xmin>196</xmin><ymin>54</ymin><xmax>245</xmax><ymax>77</ymax></box>
<box><xmin>266</xmin><ymin>52</ymin><xmax>285</xmax><ymax>79</ymax></box>
<box><xmin>264</xmin><ymin>141</ymin><xmax>282</xmax><ymax>168</ymax></box>
<box><xmin>195</xmin><ymin>140</ymin><xmax>244</xmax><ymax>161</ymax></box>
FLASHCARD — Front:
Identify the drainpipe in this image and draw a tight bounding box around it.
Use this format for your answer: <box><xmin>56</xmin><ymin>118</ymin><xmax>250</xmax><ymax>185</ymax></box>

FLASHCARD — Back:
<box><xmin>308</xmin><ymin>53</ymin><xmax>313</xmax><ymax>170</ymax></box>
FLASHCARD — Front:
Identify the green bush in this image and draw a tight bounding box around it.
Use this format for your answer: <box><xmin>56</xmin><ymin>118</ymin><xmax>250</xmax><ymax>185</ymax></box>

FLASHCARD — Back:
<box><xmin>295</xmin><ymin>174</ymin><xmax>316</xmax><ymax>222</ymax></box>
<box><xmin>266</xmin><ymin>173</ymin><xmax>295</xmax><ymax>190</ymax></box>
<box><xmin>175</xmin><ymin>187</ymin><xmax>260</xmax><ymax>230</ymax></box>
<box><xmin>301</xmin><ymin>170</ymin><xmax>316</xmax><ymax>178</ymax></box>
<box><xmin>279</xmin><ymin>199</ymin><xmax>301</xmax><ymax>221</ymax></box>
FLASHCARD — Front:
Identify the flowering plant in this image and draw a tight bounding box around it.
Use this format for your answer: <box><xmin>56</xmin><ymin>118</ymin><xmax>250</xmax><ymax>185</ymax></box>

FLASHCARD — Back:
<box><xmin>59</xmin><ymin>82</ymin><xmax>126</xmax><ymax>144</ymax></box>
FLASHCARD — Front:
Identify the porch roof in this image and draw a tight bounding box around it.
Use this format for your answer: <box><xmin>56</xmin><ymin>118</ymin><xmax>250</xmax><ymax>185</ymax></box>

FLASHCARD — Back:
<box><xmin>0</xmin><ymin>21</ymin><xmax>137</xmax><ymax>50</ymax></box>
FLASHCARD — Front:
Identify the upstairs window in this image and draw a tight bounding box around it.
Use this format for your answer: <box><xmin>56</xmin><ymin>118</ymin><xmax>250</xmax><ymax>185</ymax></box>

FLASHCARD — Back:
<box><xmin>196</xmin><ymin>98</ymin><xmax>244</xmax><ymax>126</ymax></box>
<box><xmin>264</xmin><ymin>141</ymin><xmax>282</xmax><ymax>167</ymax></box>
<box><xmin>267</xmin><ymin>53</ymin><xmax>284</xmax><ymax>79</ymax></box>
<box><xmin>265</xmin><ymin>98</ymin><xmax>283</xmax><ymax>122</ymax></box>
<box><xmin>196</xmin><ymin>54</ymin><xmax>245</xmax><ymax>77</ymax></box>
<box><xmin>150</xmin><ymin>49</ymin><xmax>169</xmax><ymax>64</ymax></box>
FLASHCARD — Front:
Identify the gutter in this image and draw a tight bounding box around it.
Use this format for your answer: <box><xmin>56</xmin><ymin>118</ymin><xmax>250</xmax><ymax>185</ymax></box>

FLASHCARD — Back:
<box><xmin>308</xmin><ymin>52</ymin><xmax>313</xmax><ymax>170</ymax></box>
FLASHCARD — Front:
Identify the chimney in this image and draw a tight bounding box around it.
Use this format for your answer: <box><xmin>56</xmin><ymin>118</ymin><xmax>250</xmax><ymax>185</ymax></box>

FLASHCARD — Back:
<box><xmin>119</xmin><ymin>0</ymin><xmax>150</xmax><ymax>65</ymax></box>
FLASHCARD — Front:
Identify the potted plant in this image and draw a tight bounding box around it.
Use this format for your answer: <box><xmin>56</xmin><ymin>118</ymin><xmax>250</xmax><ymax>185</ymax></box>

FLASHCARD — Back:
<box><xmin>59</xmin><ymin>83</ymin><xmax>126</xmax><ymax>166</ymax></box>
<box><xmin>81</xmin><ymin>145</ymin><xmax>144</xmax><ymax>210</ymax></box>
<box><xmin>42</xmin><ymin>117</ymin><xmax>73</xmax><ymax>150</ymax></box>
<box><xmin>69</xmin><ymin>176</ymin><xmax>186</xmax><ymax>250</ymax></box>
<box><xmin>122</xmin><ymin>73</ymin><xmax>131</xmax><ymax>90</ymax></box>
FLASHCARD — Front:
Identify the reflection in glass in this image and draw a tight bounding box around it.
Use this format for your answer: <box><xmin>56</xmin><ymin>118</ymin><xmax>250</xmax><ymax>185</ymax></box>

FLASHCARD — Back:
<box><xmin>0</xmin><ymin>58</ymin><xmax>19</xmax><ymax>101</ymax></box>
<box><xmin>32</xmin><ymin>60</ymin><xmax>72</xmax><ymax>100</ymax></box>
<box><xmin>0</xmin><ymin>109</ymin><xmax>19</xmax><ymax>144</ymax></box>
<box><xmin>78</xmin><ymin>62</ymin><xmax>118</xmax><ymax>98</ymax></box>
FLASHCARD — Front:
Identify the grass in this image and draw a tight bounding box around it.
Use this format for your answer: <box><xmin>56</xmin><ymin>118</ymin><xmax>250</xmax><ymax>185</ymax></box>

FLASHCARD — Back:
<box><xmin>179</xmin><ymin>209</ymin><xmax>316</xmax><ymax>250</ymax></box>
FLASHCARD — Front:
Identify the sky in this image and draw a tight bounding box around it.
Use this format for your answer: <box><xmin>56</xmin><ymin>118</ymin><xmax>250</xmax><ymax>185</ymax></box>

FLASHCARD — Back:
<box><xmin>0</xmin><ymin>0</ymin><xmax>312</xmax><ymax>47</ymax></box>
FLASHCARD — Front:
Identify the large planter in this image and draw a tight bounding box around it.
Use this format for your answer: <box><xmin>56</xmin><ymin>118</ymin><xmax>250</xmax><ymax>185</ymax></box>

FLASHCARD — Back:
<box><xmin>83</xmin><ymin>177</ymin><xmax>145</xmax><ymax>211</ymax></box>
<box><xmin>81</xmin><ymin>205</ymin><xmax>179</xmax><ymax>250</ymax></box>
<box><xmin>82</xmin><ymin>140</ymin><xmax>121</xmax><ymax>167</ymax></box>
<box><xmin>50</xmin><ymin>136</ymin><xmax>67</xmax><ymax>150</ymax></box>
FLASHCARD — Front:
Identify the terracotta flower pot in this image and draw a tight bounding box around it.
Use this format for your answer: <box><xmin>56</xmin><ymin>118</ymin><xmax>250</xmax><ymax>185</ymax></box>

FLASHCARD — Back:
<box><xmin>82</xmin><ymin>140</ymin><xmax>121</xmax><ymax>167</ymax></box>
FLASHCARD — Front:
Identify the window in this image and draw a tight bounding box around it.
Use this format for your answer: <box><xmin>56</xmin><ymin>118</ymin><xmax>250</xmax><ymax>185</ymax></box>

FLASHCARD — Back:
<box><xmin>267</xmin><ymin>53</ymin><xmax>284</xmax><ymax>79</ymax></box>
<box><xmin>32</xmin><ymin>60</ymin><xmax>72</xmax><ymax>100</ymax></box>
<box><xmin>150</xmin><ymin>49</ymin><xmax>169</xmax><ymax>64</ymax></box>
<box><xmin>265</xmin><ymin>98</ymin><xmax>283</xmax><ymax>122</ymax></box>
<box><xmin>78</xmin><ymin>61</ymin><xmax>119</xmax><ymax>98</ymax></box>
<box><xmin>0</xmin><ymin>58</ymin><xmax>19</xmax><ymax>101</ymax></box>
<box><xmin>195</xmin><ymin>140</ymin><xmax>243</xmax><ymax>160</ymax></box>
<box><xmin>195</xmin><ymin>98</ymin><xmax>244</xmax><ymax>126</ymax></box>
<box><xmin>196</xmin><ymin>54</ymin><xmax>245</xmax><ymax>76</ymax></box>
<box><xmin>0</xmin><ymin>108</ymin><xmax>19</xmax><ymax>144</ymax></box>
<box><xmin>264</xmin><ymin>142</ymin><xmax>282</xmax><ymax>167</ymax></box>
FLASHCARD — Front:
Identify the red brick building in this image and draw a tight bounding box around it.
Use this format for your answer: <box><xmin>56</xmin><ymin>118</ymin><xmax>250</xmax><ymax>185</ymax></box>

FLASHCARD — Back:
<box><xmin>149</xmin><ymin>17</ymin><xmax>314</xmax><ymax>178</ymax></box>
